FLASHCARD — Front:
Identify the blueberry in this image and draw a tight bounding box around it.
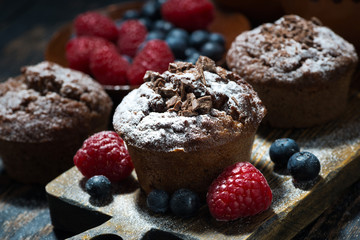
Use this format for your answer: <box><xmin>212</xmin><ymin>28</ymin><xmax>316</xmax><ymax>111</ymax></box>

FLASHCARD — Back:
<box><xmin>155</xmin><ymin>0</ymin><xmax>167</xmax><ymax>4</ymax></box>
<box><xmin>122</xmin><ymin>54</ymin><xmax>132</xmax><ymax>64</ymax></box>
<box><xmin>146</xmin><ymin>30</ymin><xmax>166</xmax><ymax>40</ymax></box>
<box><xmin>185</xmin><ymin>47</ymin><xmax>199</xmax><ymax>57</ymax></box>
<box><xmin>167</xmin><ymin>28</ymin><xmax>189</xmax><ymax>40</ymax></box>
<box><xmin>153</xmin><ymin>20</ymin><xmax>174</xmax><ymax>34</ymax></box>
<box><xmin>199</xmin><ymin>42</ymin><xmax>225</xmax><ymax>61</ymax></box>
<box><xmin>269</xmin><ymin>138</ymin><xmax>300</xmax><ymax>167</ymax></box>
<box><xmin>85</xmin><ymin>175</ymin><xmax>112</xmax><ymax>198</ymax></box>
<box><xmin>186</xmin><ymin>55</ymin><xmax>200</xmax><ymax>64</ymax></box>
<box><xmin>146</xmin><ymin>189</ymin><xmax>170</xmax><ymax>213</ymax></box>
<box><xmin>185</xmin><ymin>49</ymin><xmax>200</xmax><ymax>64</ymax></box>
<box><xmin>170</xmin><ymin>189</ymin><xmax>200</xmax><ymax>217</ymax></box>
<box><xmin>114</xmin><ymin>19</ymin><xmax>124</xmax><ymax>28</ymax></box>
<box><xmin>166</xmin><ymin>36</ymin><xmax>188</xmax><ymax>59</ymax></box>
<box><xmin>287</xmin><ymin>152</ymin><xmax>321</xmax><ymax>182</ymax></box>
<box><xmin>189</xmin><ymin>30</ymin><xmax>209</xmax><ymax>49</ymax></box>
<box><xmin>141</xmin><ymin>0</ymin><xmax>162</xmax><ymax>20</ymax></box>
<box><xmin>138</xmin><ymin>18</ymin><xmax>153</xmax><ymax>30</ymax></box>
<box><xmin>122</xmin><ymin>9</ymin><xmax>140</xmax><ymax>20</ymax></box>
<box><xmin>209</xmin><ymin>32</ymin><xmax>226</xmax><ymax>45</ymax></box>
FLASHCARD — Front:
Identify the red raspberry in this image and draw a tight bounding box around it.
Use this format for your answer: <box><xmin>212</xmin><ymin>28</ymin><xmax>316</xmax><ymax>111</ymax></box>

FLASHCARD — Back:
<box><xmin>66</xmin><ymin>36</ymin><xmax>117</xmax><ymax>74</ymax></box>
<box><xmin>73</xmin><ymin>131</ymin><xmax>134</xmax><ymax>182</ymax></box>
<box><xmin>89</xmin><ymin>46</ymin><xmax>130</xmax><ymax>85</ymax></box>
<box><xmin>161</xmin><ymin>0</ymin><xmax>215</xmax><ymax>31</ymax></box>
<box><xmin>127</xmin><ymin>40</ymin><xmax>174</xmax><ymax>85</ymax></box>
<box><xmin>207</xmin><ymin>162</ymin><xmax>272</xmax><ymax>221</ymax></box>
<box><xmin>74</xmin><ymin>11</ymin><xmax>118</xmax><ymax>42</ymax></box>
<box><xmin>117</xmin><ymin>20</ymin><xmax>148</xmax><ymax>58</ymax></box>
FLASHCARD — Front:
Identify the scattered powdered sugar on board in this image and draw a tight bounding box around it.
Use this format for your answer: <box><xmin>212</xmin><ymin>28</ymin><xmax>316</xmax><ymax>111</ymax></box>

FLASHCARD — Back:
<box><xmin>253</xmin><ymin>106</ymin><xmax>360</xmax><ymax>214</ymax></box>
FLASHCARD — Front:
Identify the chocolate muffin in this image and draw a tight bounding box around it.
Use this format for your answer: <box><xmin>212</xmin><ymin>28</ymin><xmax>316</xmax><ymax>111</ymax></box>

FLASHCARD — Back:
<box><xmin>0</xmin><ymin>61</ymin><xmax>112</xmax><ymax>184</ymax></box>
<box><xmin>227</xmin><ymin>15</ymin><xmax>358</xmax><ymax>128</ymax></box>
<box><xmin>113</xmin><ymin>56</ymin><xmax>266</xmax><ymax>197</ymax></box>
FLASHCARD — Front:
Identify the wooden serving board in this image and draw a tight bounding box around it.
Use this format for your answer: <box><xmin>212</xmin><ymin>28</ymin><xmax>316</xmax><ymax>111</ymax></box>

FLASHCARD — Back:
<box><xmin>46</xmin><ymin>84</ymin><xmax>360</xmax><ymax>240</ymax></box>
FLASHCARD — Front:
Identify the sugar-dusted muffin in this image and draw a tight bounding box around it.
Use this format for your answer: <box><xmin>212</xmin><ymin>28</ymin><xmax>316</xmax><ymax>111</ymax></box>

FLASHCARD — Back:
<box><xmin>0</xmin><ymin>61</ymin><xmax>112</xmax><ymax>184</ymax></box>
<box><xmin>113</xmin><ymin>56</ymin><xmax>266</xmax><ymax>197</ymax></box>
<box><xmin>227</xmin><ymin>15</ymin><xmax>358</xmax><ymax>128</ymax></box>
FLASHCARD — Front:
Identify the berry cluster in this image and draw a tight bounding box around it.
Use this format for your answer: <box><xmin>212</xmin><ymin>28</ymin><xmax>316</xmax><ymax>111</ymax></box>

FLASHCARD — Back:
<box><xmin>269</xmin><ymin>138</ymin><xmax>321</xmax><ymax>182</ymax></box>
<box><xmin>146</xmin><ymin>188</ymin><xmax>201</xmax><ymax>218</ymax></box>
<box><xmin>65</xmin><ymin>0</ymin><xmax>225</xmax><ymax>86</ymax></box>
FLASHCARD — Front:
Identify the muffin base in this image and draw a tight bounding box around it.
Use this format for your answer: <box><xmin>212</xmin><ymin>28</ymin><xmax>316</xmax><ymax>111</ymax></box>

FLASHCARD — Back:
<box><xmin>0</xmin><ymin>123</ymin><xmax>109</xmax><ymax>184</ymax></box>
<box><xmin>127</xmin><ymin>131</ymin><xmax>256</xmax><ymax>198</ymax></box>
<box><xmin>252</xmin><ymin>70</ymin><xmax>355</xmax><ymax>128</ymax></box>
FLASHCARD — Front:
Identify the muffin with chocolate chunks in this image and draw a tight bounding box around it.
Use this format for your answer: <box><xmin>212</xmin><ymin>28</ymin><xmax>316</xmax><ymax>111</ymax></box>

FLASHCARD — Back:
<box><xmin>113</xmin><ymin>56</ymin><xmax>266</xmax><ymax>197</ymax></box>
<box><xmin>227</xmin><ymin>15</ymin><xmax>358</xmax><ymax>128</ymax></box>
<box><xmin>0</xmin><ymin>62</ymin><xmax>112</xmax><ymax>184</ymax></box>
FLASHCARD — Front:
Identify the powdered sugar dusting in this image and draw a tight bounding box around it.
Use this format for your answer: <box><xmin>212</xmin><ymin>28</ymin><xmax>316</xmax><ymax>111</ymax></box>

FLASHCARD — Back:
<box><xmin>113</xmin><ymin>59</ymin><xmax>266</xmax><ymax>152</ymax></box>
<box><xmin>227</xmin><ymin>15</ymin><xmax>358</xmax><ymax>84</ymax></box>
<box><xmin>0</xmin><ymin>61</ymin><xmax>112</xmax><ymax>142</ymax></box>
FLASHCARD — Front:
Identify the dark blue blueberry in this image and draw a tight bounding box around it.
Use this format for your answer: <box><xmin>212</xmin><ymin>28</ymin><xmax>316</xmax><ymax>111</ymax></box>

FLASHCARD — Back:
<box><xmin>153</xmin><ymin>20</ymin><xmax>174</xmax><ymax>34</ymax></box>
<box><xmin>115</xmin><ymin>19</ymin><xmax>124</xmax><ymax>28</ymax></box>
<box><xmin>146</xmin><ymin>30</ymin><xmax>166</xmax><ymax>40</ymax></box>
<box><xmin>287</xmin><ymin>152</ymin><xmax>321</xmax><ymax>182</ymax></box>
<box><xmin>167</xmin><ymin>28</ymin><xmax>189</xmax><ymax>40</ymax></box>
<box><xmin>189</xmin><ymin>30</ymin><xmax>209</xmax><ymax>49</ymax></box>
<box><xmin>186</xmin><ymin>54</ymin><xmax>200</xmax><ymax>64</ymax></box>
<box><xmin>185</xmin><ymin>48</ymin><xmax>200</xmax><ymax>64</ymax></box>
<box><xmin>166</xmin><ymin>36</ymin><xmax>188</xmax><ymax>59</ymax></box>
<box><xmin>208</xmin><ymin>32</ymin><xmax>226</xmax><ymax>45</ymax></box>
<box><xmin>155</xmin><ymin>0</ymin><xmax>167</xmax><ymax>4</ymax></box>
<box><xmin>141</xmin><ymin>0</ymin><xmax>162</xmax><ymax>20</ymax></box>
<box><xmin>146</xmin><ymin>189</ymin><xmax>170</xmax><ymax>213</ymax></box>
<box><xmin>122</xmin><ymin>54</ymin><xmax>132</xmax><ymax>64</ymax></box>
<box><xmin>138</xmin><ymin>18</ymin><xmax>153</xmax><ymax>31</ymax></box>
<box><xmin>185</xmin><ymin>47</ymin><xmax>198</xmax><ymax>58</ymax></box>
<box><xmin>122</xmin><ymin>9</ymin><xmax>140</xmax><ymax>20</ymax></box>
<box><xmin>85</xmin><ymin>175</ymin><xmax>112</xmax><ymax>198</ymax></box>
<box><xmin>169</xmin><ymin>189</ymin><xmax>200</xmax><ymax>217</ymax></box>
<box><xmin>269</xmin><ymin>138</ymin><xmax>300</xmax><ymax>167</ymax></box>
<box><xmin>199</xmin><ymin>42</ymin><xmax>225</xmax><ymax>61</ymax></box>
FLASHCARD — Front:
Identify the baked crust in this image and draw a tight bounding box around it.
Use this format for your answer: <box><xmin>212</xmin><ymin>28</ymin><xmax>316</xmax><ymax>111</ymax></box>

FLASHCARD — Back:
<box><xmin>227</xmin><ymin>15</ymin><xmax>358</xmax><ymax>128</ymax></box>
<box><xmin>113</xmin><ymin>56</ymin><xmax>266</xmax><ymax>196</ymax></box>
<box><xmin>0</xmin><ymin>62</ymin><xmax>112</xmax><ymax>183</ymax></box>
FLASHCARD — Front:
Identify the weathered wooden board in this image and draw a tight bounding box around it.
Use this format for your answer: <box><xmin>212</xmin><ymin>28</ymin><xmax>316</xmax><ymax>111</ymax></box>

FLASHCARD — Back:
<box><xmin>46</xmin><ymin>86</ymin><xmax>360</xmax><ymax>240</ymax></box>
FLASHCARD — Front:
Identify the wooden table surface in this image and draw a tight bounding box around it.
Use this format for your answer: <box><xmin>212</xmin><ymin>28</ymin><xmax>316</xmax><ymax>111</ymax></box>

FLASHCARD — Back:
<box><xmin>0</xmin><ymin>0</ymin><xmax>359</xmax><ymax>239</ymax></box>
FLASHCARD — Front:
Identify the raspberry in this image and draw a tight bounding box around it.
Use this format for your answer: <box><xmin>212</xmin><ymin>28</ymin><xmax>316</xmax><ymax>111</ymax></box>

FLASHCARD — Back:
<box><xmin>117</xmin><ymin>20</ymin><xmax>148</xmax><ymax>58</ymax></box>
<box><xmin>73</xmin><ymin>131</ymin><xmax>133</xmax><ymax>182</ymax></box>
<box><xmin>127</xmin><ymin>39</ymin><xmax>174</xmax><ymax>85</ymax></box>
<box><xmin>89</xmin><ymin>46</ymin><xmax>130</xmax><ymax>85</ymax></box>
<box><xmin>207</xmin><ymin>162</ymin><xmax>272</xmax><ymax>221</ymax></box>
<box><xmin>74</xmin><ymin>11</ymin><xmax>118</xmax><ymax>42</ymax></box>
<box><xmin>161</xmin><ymin>0</ymin><xmax>215</xmax><ymax>31</ymax></box>
<box><xmin>65</xmin><ymin>36</ymin><xmax>117</xmax><ymax>74</ymax></box>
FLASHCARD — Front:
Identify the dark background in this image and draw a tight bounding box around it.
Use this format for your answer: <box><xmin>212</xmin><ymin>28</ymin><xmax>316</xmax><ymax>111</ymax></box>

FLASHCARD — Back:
<box><xmin>0</xmin><ymin>0</ymin><xmax>359</xmax><ymax>239</ymax></box>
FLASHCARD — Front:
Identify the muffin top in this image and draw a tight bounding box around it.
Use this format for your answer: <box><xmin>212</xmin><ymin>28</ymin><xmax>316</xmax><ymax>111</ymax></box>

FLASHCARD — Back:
<box><xmin>0</xmin><ymin>61</ymin><xmax>112</xmax><ymax>143</ymax></box>
<box><xmin>226</xmin><ymin>15</ymin><xmax>358</xmax><ymax>87</ymax></box>
<box><xmin>113</xmin><ymin>56</ymin><xmax>266</xmax><ymax>152</ymax></box>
